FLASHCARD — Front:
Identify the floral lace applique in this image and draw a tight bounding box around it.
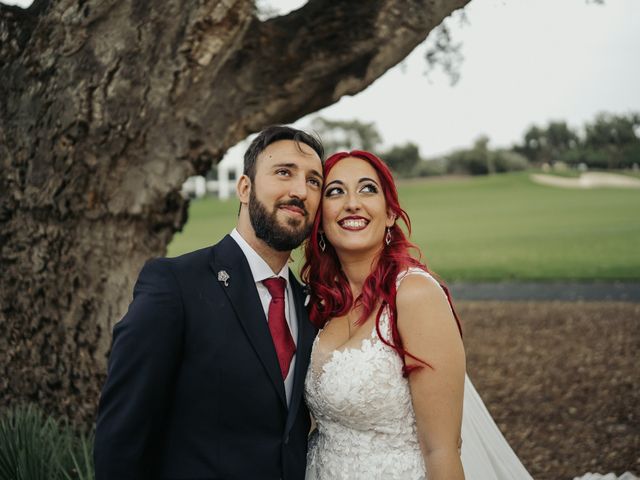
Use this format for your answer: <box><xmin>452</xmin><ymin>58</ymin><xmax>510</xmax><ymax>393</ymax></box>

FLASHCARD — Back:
<box><xmin>304</xmin><ymin>268</ymin><xmax>432</xmax><ymax>479</ymax></box>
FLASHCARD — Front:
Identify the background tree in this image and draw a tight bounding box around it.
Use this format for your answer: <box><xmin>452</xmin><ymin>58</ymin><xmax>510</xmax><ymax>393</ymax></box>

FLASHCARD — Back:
<box><xmin>445</xmin><ymin>136</ymin><xmax>528</xmax><ymax>176</ymax></box>
<box><xmin>582</xmin><ymin>112</ymin><xmax>640</xmax><ymax>169</ymax></box>
<box><xmin>0</xmin><ymin>0</ymin><xmax>471</xmax><ymax>425</ymax></box>
<box><xmin>310</xmin><ymin>117</ymin><xmax>383</xmax><ymax>153</ymax></box>
<box><xmin>382</xmin><ymin>142</ymin><xmax>423</xmax><ymax>177</ymax></box>
<box><xmin>446</xmin><ymin>135</ymin><xmax>492</xmax><ymax>175</ymax></box>
<box><xmin>423</xmin><ymin>9</ymin><xmax>466</xmax><ymax>85</ymax></box>
<box><xmin>516</xmin><ymin>113</ymin><xmax>640</xmax><ymax>170</ymax></box>
<box><xmin>309</xmin><ymin>119</ymin><xmax>429</xmax><ymax>177</ymax></box>
<box><xmin>516</xmin><ymin>121</ymin><xmax>579</xmax><ymax>165</ymax></box>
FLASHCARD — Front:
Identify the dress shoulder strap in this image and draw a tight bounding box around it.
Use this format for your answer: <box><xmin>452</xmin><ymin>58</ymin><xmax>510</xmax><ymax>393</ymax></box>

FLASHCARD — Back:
<box><xmin>395</xmin><ymin>267</ymin><xmax>438</xmax><ymax>289</ymax></box>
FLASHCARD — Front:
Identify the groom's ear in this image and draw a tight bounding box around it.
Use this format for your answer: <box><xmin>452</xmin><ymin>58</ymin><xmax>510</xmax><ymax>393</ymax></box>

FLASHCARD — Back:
<box><xmin>237</xmin><ymin>174</ymin><xmax>251</xmax><ymax>204</ymax></box>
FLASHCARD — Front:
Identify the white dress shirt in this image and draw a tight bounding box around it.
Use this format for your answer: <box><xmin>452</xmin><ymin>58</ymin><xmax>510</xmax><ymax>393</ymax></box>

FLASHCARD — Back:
<box><xmin>230</xmin><ymin>228</ymin><xmax>298</xmax><ymax>406</ymax></box>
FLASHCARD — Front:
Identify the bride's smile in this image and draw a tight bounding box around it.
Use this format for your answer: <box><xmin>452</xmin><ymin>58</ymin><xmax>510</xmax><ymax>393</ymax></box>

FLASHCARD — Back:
<box><xmin>337</xmin><ymin>215</ymin><xmax>369</xmax><ymax>231</ymax></box>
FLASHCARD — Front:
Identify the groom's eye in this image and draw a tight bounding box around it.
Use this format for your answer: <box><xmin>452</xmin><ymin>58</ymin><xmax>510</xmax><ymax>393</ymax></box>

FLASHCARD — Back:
<box><xmin>307</xmin><ymin>177</ymin><xmax>322</xmax><ymax>188</ymax></box>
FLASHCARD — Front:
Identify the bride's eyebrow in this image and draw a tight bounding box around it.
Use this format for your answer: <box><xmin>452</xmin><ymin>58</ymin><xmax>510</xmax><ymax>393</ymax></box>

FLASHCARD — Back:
<box><xmin>358</xmin><ymin>177</ymin><xmax>379</xmax><ymax>185</ymax></box>
<box><xmin>324</xmin><ymin>179</ymin><xmax>345</xmax><ymax>189</ymax></box>
<box><xmin>323</xmin><ymin>177</ymin><xmax>379</xmax><ymax>191</ymax></box>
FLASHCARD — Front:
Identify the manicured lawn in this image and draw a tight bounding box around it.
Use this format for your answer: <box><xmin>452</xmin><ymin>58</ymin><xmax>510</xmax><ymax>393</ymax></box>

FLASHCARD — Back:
<box><xmin>169</xmin><ymin>196</ymin><xmax>240</xmax><ymax>256</ymax></box>
<box><xmin>167</xmin><ymin>172</ymin><xmax>640</xmax><ymax>281</ymax></box>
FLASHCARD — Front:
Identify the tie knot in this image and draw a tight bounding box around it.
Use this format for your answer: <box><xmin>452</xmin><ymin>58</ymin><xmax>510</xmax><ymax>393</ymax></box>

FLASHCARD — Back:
<box><xmin>263</xmin><ymin>277</ymin><xmax>286</xmax><ymax>300</ymax></box>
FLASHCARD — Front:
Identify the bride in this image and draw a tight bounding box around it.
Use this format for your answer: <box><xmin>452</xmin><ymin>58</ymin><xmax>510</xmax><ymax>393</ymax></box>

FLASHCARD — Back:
<box><xmin>301</xmin><ymin>150</ymin><xmax>533</xmax><ymax>479</ymax></box>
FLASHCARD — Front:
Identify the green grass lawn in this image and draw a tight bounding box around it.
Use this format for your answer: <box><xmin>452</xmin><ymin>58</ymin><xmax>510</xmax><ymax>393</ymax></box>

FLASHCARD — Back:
<box><xmin>168</xmin><ymin>172</ymin><xmax>640</xmax><ymax>281</ymax></box>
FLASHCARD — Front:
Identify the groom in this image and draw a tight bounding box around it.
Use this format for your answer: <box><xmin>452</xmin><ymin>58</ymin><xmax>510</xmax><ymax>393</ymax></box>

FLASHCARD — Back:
<box><xmin>94</xmin><ymin>126</ymin><xmax>324</xmax><ymax>480</ymax></box>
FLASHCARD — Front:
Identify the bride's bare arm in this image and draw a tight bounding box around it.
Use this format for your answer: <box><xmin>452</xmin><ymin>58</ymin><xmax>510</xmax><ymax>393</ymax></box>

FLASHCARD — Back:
<box><xmin>397</xmin><ymin>274</ymin><xmax>466</xmax><ymax>480</ymax></box>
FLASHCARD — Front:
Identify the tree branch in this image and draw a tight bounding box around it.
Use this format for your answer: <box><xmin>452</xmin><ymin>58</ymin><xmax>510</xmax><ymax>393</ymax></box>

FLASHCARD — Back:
<box><xmin>174</xmin><ymin>0</ymin><xmax>471</xmax><ymax>151</ymax></box>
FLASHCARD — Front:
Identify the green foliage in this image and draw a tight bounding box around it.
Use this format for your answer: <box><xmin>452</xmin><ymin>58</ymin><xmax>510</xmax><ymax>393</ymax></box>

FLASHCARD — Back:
<box><xmin>423</xmin><ymin>9</ymin><xmax>467</xmax><ymax>85</ymax></box>
<box><xmin>516</xmin><ymin>112</ymin><xmax>640</xmax><ymax>169</ymax></box>
<box><xmin>516</xmin><ymin>121</ymin><xmax>579</xmax><ymax>164</ymax></box>
<box><xmin>381</xmin><ymin>142</ymin><xmax>422</xmax><ymax>177</ymax></box>
<box><xmin>446</xmin><ymin>149</ymin><xmax>488</xmax><ymax>175</ymax></box>
<box><xmin>493</xmin><ymin>150</ymin><xmax>529</xmax><ymax>173</ymax></box>
<box><xmin>559</xmin><ymin>147</ymin><xmax>610</xmax><ymax>169</ymax></box>
<box><xmin>412</xmin><ymin>158</ymin><xmax>447</xmax><ymax>177</ymax></box>
<box><xmin>621</xmin><ymin>143</ymin><xmax>640</xmax><ymax>168</ymax></box>
<box><xmin>307</xmin><ymin>112</ymin><xmax>638</xmax><ymax>181</ymax></box>
<box><xmin>582</xmin><ymin>113</ymin><xmax>640</xmax><ymax>168</ymax></box>
<box><xmin>0</xmin><ymin>405</ymin><xmax>94</xmax><ymax>480</ymax></box>
<box><xmin>442</xmin><ymin>136</ymin><xmax>528</xmax><ymax>176</ymax></box>
<box><xmin>584</xmin><ymin>112</ymin><xmax>640</xmax><ymax>149</ymax></box>
<box><xmin>444</xmin><ymin>136</ymin><xmax>491</xmax><ymax>175</ymax></box>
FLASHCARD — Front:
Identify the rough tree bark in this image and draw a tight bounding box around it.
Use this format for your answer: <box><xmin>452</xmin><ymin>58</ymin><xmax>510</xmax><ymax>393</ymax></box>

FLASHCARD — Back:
<box><xmin>0</xmin><ymin>0</ymin><xmax>470</xmax><ymax>425</ymax></box>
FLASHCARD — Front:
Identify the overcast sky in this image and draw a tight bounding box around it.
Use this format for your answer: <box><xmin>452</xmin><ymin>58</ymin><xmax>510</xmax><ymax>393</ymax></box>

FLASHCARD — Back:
<box><xmin>5</xmin><ymin>0</ymin><xmax>640</xmax><ymax>158</ymax></box>
<box><xmin>291</xmin><ymin>0</ymin><xmax>640</xmax><ymax>157</ymax></box>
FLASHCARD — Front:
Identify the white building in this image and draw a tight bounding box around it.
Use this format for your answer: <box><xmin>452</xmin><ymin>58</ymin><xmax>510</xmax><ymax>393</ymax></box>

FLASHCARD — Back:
<box><xmin>182</xmin><ymin>140</ymin><xmax>247</xmax><ymax>200</ymax></box>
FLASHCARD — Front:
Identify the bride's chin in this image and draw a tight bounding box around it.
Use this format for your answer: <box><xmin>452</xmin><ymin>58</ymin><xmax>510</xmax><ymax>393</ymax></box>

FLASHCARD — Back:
<box><xmin>332</xmin><ymin>243</ymin><xmax>384</xmax><ymax>260</ymax></box>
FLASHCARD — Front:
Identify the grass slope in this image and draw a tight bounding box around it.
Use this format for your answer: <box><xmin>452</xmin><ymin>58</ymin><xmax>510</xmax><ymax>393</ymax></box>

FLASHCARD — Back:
<box><xmin>168</xmin><ymin>172</ymin><xmax>640</xmax><ymax>281</ymax></box>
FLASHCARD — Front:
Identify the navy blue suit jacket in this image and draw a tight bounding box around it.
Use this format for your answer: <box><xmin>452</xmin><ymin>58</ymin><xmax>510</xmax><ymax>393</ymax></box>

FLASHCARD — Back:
<box><xmin>94</xmin><ymin>235</ymin><xmax>316</xmax><ymax>479</ymax></box>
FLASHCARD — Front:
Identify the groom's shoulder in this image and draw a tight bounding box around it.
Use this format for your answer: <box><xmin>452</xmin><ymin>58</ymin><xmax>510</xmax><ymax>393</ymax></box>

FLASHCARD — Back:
<box><xmin>153</xmin><ymin>235</ymin><xmax>239</xmax><ymax>276</ymax></box>
<box><xmin>141</xmin><ymin>243</ymin><xmax>218</xmax><ymax>281</ymax></box>
<box><xmin>166</xmin><ymin>244</ymin><xmax>215</xmax><ymax>266</ymax></box>
<box><xmin>166</xmin><ymin>235</ymin><xmax>236</xmax><ymax>265</ymax></box>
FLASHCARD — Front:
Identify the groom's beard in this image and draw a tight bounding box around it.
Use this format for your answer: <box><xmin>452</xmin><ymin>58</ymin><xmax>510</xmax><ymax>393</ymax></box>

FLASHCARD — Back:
<box><xmin>249</xmin><ymin>188</ymin><xmax>312</xmax><ymax>252</ymax></box>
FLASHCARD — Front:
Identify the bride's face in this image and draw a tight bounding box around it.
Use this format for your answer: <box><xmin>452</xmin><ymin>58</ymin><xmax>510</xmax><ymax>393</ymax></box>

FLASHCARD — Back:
<box><xmin>321</xmin><ymin>156</ymin><xmax>395</xmax><ymax>256</ymax></box>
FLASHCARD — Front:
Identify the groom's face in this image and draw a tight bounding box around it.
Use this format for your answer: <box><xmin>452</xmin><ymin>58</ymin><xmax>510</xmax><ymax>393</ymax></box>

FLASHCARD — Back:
<box><xmin>248</xmin><ymin>140</ymin><xmax>323</xmax><ymax>251</ymax></box>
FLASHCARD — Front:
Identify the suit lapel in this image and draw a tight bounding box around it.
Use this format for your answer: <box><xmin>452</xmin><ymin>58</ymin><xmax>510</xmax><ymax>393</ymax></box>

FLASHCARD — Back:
<box><xmin>209</xmin><ymin>235</ymin><xmax>287</xmax><ymax>407</ymax></box>
<box><xmin>285</xmin><ymin>273</ymin><xmax>317</xmax><ymax>434</ymax></box>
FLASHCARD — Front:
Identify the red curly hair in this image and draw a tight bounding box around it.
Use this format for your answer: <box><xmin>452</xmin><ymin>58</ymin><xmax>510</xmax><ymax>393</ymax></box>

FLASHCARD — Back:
<box><xmin>301</xmin><ymin>150</ymin><xmax>462</xmax><ymax>375</ymax></box>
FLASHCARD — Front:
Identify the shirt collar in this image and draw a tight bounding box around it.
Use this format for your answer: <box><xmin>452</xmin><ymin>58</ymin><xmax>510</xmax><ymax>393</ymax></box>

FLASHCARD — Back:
<box><xmin>230</xmin><ymin>228</ymin><xmax>289</xmax><ymax>284</ymax></box>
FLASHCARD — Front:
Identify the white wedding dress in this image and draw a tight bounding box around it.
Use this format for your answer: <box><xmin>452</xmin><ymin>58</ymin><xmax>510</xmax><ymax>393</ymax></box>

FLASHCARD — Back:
<box><xmin>304</xmin><ymin>269</ymin><xmax>533</xmax><ymax>479</ymax></box>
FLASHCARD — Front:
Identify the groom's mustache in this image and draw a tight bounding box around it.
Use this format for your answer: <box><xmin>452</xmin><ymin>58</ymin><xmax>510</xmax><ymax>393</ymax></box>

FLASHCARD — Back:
<box><xmin>277</xmin><ymin>199</ymin><xmax>308</xmax><ymax>217</ymax></box>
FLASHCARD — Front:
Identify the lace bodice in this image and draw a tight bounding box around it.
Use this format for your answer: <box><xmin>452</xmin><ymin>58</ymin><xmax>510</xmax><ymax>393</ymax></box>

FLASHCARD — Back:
<box><xmin>304</xmin><ymin>269</ymin><xmax>429</xmax><ymax>480</ymax></box>
<box><xmin>304</xmin><ymin>269</ymin><xmax>535</xmax><ymax>480</ymax></box>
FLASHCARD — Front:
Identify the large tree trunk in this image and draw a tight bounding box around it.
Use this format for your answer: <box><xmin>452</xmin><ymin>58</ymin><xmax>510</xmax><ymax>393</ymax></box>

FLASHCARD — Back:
<box><xmin>0</xmin><ymin>0</ymin><xmax>470</xmax><ymax>426</ymax></box>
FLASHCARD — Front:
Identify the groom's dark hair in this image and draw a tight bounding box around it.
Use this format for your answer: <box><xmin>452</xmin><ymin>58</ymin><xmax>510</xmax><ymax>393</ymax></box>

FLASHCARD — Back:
<box><xmin>243</xmin><ymin>125</ymin><xmax>324</xmax><ymax>182</ymax></box>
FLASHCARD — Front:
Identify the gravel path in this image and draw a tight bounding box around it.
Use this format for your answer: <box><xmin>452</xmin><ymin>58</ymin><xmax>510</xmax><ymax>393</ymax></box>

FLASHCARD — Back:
<box><xmin>459</xmin><ymin>301</ymin><xmax>639</xmax><ymax>480</ymax></box>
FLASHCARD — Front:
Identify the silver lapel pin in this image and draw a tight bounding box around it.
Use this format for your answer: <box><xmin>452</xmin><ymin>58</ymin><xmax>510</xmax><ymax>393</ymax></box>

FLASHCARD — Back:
<box><xmin>303</xmin><ymin>285</ymin><xmax>310</xmax><ymax>307</ymax></box>
<box><xmin>217</xmin><ymin>270</ymin><xmax>230</xmax><ymax>287</ymax></box>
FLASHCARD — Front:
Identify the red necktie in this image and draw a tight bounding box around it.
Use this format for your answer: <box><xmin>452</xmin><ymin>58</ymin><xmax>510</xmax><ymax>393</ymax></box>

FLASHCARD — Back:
<box><xmin>262</xmin><ymin>277</ymin><xmax>296</xmax><ymax>379</ymax></box>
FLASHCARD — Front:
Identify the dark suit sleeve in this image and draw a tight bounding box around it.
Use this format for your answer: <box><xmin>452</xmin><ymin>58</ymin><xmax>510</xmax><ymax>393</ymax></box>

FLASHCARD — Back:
<box><xmin>94</xmin><ymin>258</ymin><xmax>184</xmax><ymax>480</ymax></box>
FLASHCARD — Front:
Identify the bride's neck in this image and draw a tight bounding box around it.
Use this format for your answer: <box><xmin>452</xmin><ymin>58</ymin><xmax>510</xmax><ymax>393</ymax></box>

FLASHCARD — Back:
<box><xmin>336</xmin><ymin>251</ymin><xmax>379</xmax><ymax>299</ymax></box>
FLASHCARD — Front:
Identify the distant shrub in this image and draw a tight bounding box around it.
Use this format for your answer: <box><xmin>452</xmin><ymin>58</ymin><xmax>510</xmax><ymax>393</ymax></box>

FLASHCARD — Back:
<box><xmin>493</xmin><ymin>150</ymin><xmax>529</xmax><ymax>173</ymax></box>
<box><xmin>0</xmin><ymin>405</ymin><xmax>94</xmax><ymax>480</ymax></box>
<box><xmin>619</xmin><ymin>143</ymin><xmax>640</xmax><ymax>168</ymax></box>
<box><xmin>559</xmin><ymin>148</ymin><xmax>610</xmax><ymax>169</ymax></box>
<box><xmin>446</xmin><ymin>149</ymin><xmax>490</xmax><ymax>175</ymax></box>
<box><xmin>382</xmin><ymin>142</ymin><xmax>422</xmax><ymax>177</ymax></box>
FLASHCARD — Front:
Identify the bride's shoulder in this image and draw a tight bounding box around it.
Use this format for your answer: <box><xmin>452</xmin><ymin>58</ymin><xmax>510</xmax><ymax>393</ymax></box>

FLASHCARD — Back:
<box><xmin>395</xmin><ymin>269</ymin><xmax>452</xmax><ymax>323</ymax></box>
<box><xmin>395</xmin><ymin>270</ymin><xmax>461</xmax><ymax>347</ymax></box>
<box><xmin>396</xmin><ymin>268</ymin><xmax>442</xmax><ymax>295</ymax></box>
